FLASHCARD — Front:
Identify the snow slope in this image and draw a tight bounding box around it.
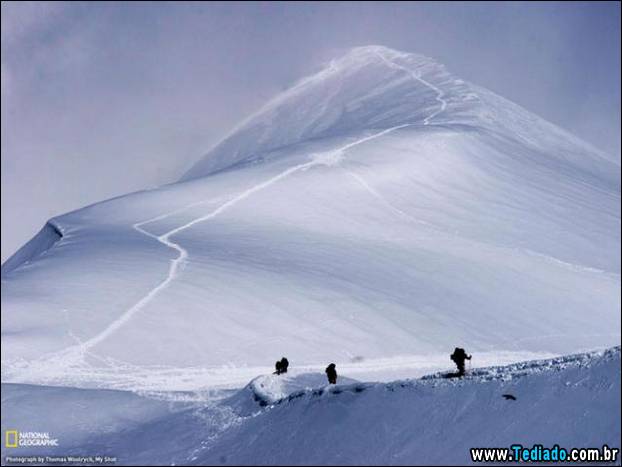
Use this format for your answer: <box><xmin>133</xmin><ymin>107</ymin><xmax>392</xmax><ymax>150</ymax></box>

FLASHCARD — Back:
<box><xmin>1</xmin><ymin>46</ymin><xmax>620</xmax><ymax>392</ymax></box>
<box><xmin>1</xmin><ymin>347</ymin><xmax>619</xmax><ymax>465</ymax></box>
<box><xmin>197</xmin><ymin>347</ymin><xmax>621</xmax><ymax>465</ymax></box>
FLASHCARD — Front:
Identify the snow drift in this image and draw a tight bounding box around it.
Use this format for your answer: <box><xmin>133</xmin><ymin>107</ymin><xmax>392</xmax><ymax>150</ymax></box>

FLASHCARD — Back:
<box><xmin>0</xmin><ymin>221</ymin><xmax>63</xmax><ymax>276</ymax></box>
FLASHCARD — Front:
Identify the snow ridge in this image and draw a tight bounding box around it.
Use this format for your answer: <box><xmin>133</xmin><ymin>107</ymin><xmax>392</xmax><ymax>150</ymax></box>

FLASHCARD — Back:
<box><xmin>373</xmin><ymin>49</ymin><xmax>447</xmax><ymax>125</ymax></box>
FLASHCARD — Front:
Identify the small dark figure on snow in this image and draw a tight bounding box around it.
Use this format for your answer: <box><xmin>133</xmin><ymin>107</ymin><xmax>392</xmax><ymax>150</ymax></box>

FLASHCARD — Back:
<box><xmin>450</xmin><ymin>347</ymin><xmax>471</xmax><ymax>377</ymax></box>
<box><xmin>274</xmin><ymin>357</ymin><xmax>289</xmax><ymax>375</ymax></box>
<box><xmin>325</xmin><ymin>363</ymin><xmax>337</xmax><ymax>384</ymax></box>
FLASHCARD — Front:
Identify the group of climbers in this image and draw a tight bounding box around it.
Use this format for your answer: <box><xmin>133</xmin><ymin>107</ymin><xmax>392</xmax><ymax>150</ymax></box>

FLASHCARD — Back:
<box><xmin>272</xmin><ymin>347</ymin><xmax>471</xmax><ymax>385</ymax></box>
<box><xmin>274</xmin><ymin>357</ymin><xmax>339</xmax><ymax>384</ymax></box>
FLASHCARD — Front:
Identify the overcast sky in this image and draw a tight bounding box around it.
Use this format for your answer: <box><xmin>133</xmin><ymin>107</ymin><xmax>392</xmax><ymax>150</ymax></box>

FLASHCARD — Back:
<box><xmin>2</xmin><ymin>1</ymin><xmax>620</xmax><ymax>262</ymax></box>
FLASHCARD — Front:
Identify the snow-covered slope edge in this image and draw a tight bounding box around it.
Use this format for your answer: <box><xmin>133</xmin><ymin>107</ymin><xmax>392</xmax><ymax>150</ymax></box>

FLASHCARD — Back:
<box><xmin>1</xmin><ymin>347</ymin><xmax>619</xmax><ymax>465</ymax></box>
<box><xmin>204</xmin><ymin>346</ymin><xmax>622</xmax><ymax>465</ymax></box>
<box><xmin>1</xmin><ymin>220</ymin><xmax>63</xmax><ymax>276</ymax></box>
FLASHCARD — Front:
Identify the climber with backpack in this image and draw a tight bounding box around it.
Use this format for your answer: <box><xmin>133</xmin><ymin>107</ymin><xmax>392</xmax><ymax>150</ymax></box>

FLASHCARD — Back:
<box><xmin>325</xmin><ymin>363</ymin><xmax>337</xmax><ymax>384</ymax></box>
<box><xmin>450</xmin><ymin>347</ymin><xmax>471</xmax><ymax>377</ymax></box>
<box><xmin>274</xmin><ymin>357</ymin><xmax>289</xmax><ymax>375</ymax></box>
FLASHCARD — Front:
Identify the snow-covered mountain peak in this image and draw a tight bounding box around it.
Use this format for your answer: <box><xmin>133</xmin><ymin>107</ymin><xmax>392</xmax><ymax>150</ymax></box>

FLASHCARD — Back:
<box><xmin>305</xmin><ymin>45</ymin><xmax>436</xmax><ymax>76</ymax></box>
<box><xmin>181</xmin><ymin>45</ymin><xmax>618</xmax><ymax>184</ymax></box>
<box><xmin>2</xmin><ymin>45</ymin><xmax>619</xmax><ymax>392</ymax></box>
<box><xmin>181</xmin><ymin>45</ymin><xmax>476</xmax><ymax>180</ymax></box>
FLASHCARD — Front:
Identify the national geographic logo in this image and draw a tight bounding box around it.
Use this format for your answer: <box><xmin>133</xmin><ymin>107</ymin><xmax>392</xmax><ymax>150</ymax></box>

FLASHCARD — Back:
<box><xmin>5</xmin><ymin>430</ymin><xmax>59</xmax><ymax>448</ymax></box>
<box><xmin>5</xmin><ymin>431</ymin><xmax>17</xmax><ymax>448</ymax></box>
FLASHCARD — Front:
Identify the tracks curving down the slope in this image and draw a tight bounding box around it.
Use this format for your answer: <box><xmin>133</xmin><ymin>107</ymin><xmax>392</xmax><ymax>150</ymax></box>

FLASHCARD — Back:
<box><xmin>342</xmin><ymin>52</ymin><xmax>448</xmax><ymax>221</ymax></box>
<box><xmin>78</xmin><ymin>124</ymin><xmax>419</xmax><ymax>351</ymax></box>
<box><xmin>3</xmin><ymin>51</ymin><xmax>451</xmax><ymax>384</ymax></box>
<box><xmin>343</xmin><ymin>169</ymin><xmax>432</xmax><ymax>227</ymax></box>
<box><xmin>374</xmin><ymin>51</ymin><xmax>447</xmax><ymax>125</ymax></box>
<box><xmin>3</xmin><ymin>53</ymin><xmax>508</xmax><ymax>391</ymax></box>
<box><xmin>65</xmin><ymin>52</ymin><xmax>450</xmax><ymax>355</ymax></box>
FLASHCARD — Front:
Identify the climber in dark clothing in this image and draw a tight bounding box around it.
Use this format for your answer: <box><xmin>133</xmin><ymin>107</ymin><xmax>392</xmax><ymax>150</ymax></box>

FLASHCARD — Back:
<box><xmin>450</xmin><ymin>347</ymin><xmax>471</xmax><ymax>377</ymax></box>
<box><xmin>274</xmin><ymin>357</ymin><xmax>289</xmax><ymax>375</ymax></box>
<box><xmin>325</xmin><ymin>363</ymin><xmax>337</xmax><ymax>384</ymax></box>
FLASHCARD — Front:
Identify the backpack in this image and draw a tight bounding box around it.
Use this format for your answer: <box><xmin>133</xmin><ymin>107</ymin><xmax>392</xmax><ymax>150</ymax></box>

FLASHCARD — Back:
<box><xmin>450</xmin><ymin>347</ymin><xmax>464</xmax><ymax>362</ymax></box>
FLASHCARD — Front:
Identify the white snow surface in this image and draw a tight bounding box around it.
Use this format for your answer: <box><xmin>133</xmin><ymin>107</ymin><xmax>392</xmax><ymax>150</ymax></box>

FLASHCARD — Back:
<box><xmin>1</xmin><ymin>45</ymin><xmax>620</xmax><ymax>393</ymax></box>
<box><xmin>1</xmin><ymin>347</ymin><xmax>619</xmax><ymax>465</ymax></box>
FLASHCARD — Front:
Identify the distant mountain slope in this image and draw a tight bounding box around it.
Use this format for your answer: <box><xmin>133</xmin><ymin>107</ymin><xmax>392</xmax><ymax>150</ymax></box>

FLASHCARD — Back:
<box><xmin>1</xmin><ymin>46</ymin><xmax>619</xmax><ymax>390</ymax></box>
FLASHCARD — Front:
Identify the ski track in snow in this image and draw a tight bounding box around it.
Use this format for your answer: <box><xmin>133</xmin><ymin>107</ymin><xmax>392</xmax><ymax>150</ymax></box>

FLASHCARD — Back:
<box><xmin>343</xmin><ymin>169</ymin><xmax>432</xmax><ymax>227</ymax></box>
<box><xmin>374</xmin><ymin>50</ymin><xmax>447</xmax><ymax>125</ymax></box>
<box><xmin>2</xmin><ymin>120</ymin><xmax>428</xmax><ymax>384</ymax></box>
<box><xmin>520</xmin><ymin>247</ymin><xmax>619</xmax><ymax>277</ymax></box>
<box><xmin>73</xmin><ymin>124</ymin><xmax>419</xmax><ymax>354</ymax></box>
<box><xmin>340</xmin><ymin>52</ymin><xmax>447</xmax><ymax>228</ymax></box>
<box><xmin>81</xmin><ymin>52</ymin><xmax>449</xmax><ymax>353</ymax></box>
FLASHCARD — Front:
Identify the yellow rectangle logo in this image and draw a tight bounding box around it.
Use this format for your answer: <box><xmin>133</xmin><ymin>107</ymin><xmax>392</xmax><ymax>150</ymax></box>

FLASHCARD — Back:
<box><xmin>5</xmin><ymin>430</ymin><xmax>18</xmax><ymax>448</ymax></box>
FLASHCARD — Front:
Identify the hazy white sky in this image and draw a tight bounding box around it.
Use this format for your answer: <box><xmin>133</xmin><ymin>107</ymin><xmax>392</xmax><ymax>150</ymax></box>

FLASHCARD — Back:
<box><xmin>2</xmin><ymin>1</ymin><xmax>620</xmax><ymax>262</ymax></box>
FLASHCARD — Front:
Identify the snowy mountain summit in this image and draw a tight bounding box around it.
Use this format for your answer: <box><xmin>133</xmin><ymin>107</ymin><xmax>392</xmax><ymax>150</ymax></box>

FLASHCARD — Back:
<box><xmin>1</xmin><ymin>46</ymin><xmax>620</xmax><ymax>392</ymax></box>
<box><xmin>184</xmin><ymin>45</ymin><xmax>618</xmax><ymax>182</ymax></box>
<box><xmin>182</xmin><ymin>45</ymin><xmax>463</xmax><ymax>179</ymax></box>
